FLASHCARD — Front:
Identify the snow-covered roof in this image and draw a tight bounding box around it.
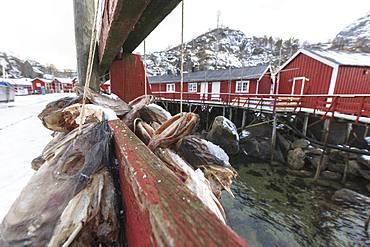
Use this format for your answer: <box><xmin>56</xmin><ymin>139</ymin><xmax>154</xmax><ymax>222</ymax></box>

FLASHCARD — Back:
<box><xmin>5</xmin><ymin>78</ymin><xmax>33</xmax><ymax>86</ymax></box>
<box><xmin>307</xmin><ymin>49</ymin><xmax>370</xmax><ymax>67</ymax></box>
<box><xmin>54</xmin><ymin>77</ymin><xmax>74</xmax><ymax>84</ymax></box>
<box><xmin>149</xmin><ymin>65</ymin><xmax>269</xmax><ymax>84</ymax></box>
<box><xmin>33</xmin><ymin>77</ymin><xmax>53</xmax><ymax>83</ymax></box>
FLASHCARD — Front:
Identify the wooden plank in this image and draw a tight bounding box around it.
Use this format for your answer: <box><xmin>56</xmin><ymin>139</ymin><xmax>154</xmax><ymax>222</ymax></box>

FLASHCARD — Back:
<box><xmin>109</xmin><ymin>120</ymin><xmax>248</xmax><ymax>247</ymax></box>
<box><xmin>98</xmin><ymin>0</ymin><xmax>151</xmax><ymax>74</ymax></box>
<box><xmin>122</xmin><ymin>0</ymin><xmax>182</xmax><ymax>53</ymax></box>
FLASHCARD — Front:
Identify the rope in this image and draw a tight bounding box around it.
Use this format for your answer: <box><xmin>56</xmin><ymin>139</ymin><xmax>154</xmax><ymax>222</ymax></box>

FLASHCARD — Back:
<box><xmin>78</xmin><ymin>1</ymin><xmax>99</xmax><ymax>134</ymax></box>
<box><xmin>144</xmin><ymin>40</ymin><xmax>148</xmax><ymax>97</ymax></box>
<box><xmin>180</xmin><ymin>0</ymin><xmax>185</xmax><ymax>112</ymax></box>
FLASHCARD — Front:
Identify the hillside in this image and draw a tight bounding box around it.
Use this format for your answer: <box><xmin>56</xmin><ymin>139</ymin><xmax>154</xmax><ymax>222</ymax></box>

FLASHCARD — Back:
<box><xmin>332</xmin><ymin>12</ymin><xmax>370</xmax><ymax>52</ymax></box>
<box><xmin>0</xmin><ymin>52</ymin><xmax>76</xmax><ymax>79</ymax></box>
<box><xmin>145</xmin><ymin>28</ymin><xmax>299</xmax><ymax>76</ymax></box>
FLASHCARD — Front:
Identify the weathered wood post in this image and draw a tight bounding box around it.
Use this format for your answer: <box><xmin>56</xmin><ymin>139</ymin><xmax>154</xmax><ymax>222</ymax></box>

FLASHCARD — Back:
<box><xmin>223</xmin><ymin>106</ymin><xmax>226</xmax><ymax>117</ymax></box>
<box><xmin>189</xmin><ymin>103</ymin><xmax>192</xmax><ymax>112</ymax></box>
<box><xmin>342</xmin><ymin>122</ymin><xmax>353</xmax><ymax>183</ymax></box>
<box><xmin>314</xmin><ymin>118</ymin><xmax>331</xmax><ymax>180</ymax></box>
<box><xmin>241</xmin><ymin>110</ymin><xmax>247</xmax><ymax>129</ymax></box>
<box><xmin>229</xmin><ymin>108</ymin><xmax>233</xmax><ymax>121</ymax></box>
<box><xmin>364</xmin><ymin>124</ymin><xmax>369</xmax><ymax>139</ymax></box>
<box><xmin>302</xmin><ymin>113</ymin><xmax>309</xmax><ymax>136</ymax></box>
<box><xmin>73</xmin><ymin>0</ymin><xmax>100</xmax><ymax>91</ymax></box>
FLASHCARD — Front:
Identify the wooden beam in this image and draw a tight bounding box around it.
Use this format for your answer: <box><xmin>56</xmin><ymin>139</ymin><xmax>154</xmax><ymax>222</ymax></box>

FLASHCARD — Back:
<box><xmin>98</xmin><ymin>0</ymin><xmax>151</xmax><ymax>74</ymax></box>
<box><xmin>73</xmin><ymin>0</ymin><xmax>100</xmax><ymax>91</ymax></box>
<box><xmin>109</xmin><ymin>120</ymin><xmax>248</xmax><ymax>247</ymax></box>
<box><xmin>122</xmin><ymin>0</ymin><xmax>182</xmax><ymax>53</ymax></box>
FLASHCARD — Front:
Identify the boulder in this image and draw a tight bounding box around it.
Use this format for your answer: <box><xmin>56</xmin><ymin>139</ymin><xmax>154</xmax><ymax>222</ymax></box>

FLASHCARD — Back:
<box><xmin>331</xmin><ymin>188</ymin><xmax>370</xmax><ymax>205</ymax></box>
<box><xmin>287</xmin><ymin>169</ymin><xmax>313</xmax><ymax>178</ymax></box>
<box><xmin>328</xmin><ymin>162</ymin><xmax>345</xmax><ymax>174</ymax></box>
<box><xmin>357</xmin><ymin>155</ymin><xmax>370</xmax><ymax>169</ymax></box>
<box><xmin>291</xmin><ymin>139</ymin><xmax>310</xmax><ymax>149</ymax></box>
<box><xmin>307</xmin><ymin>155</ymin><xmax>328</xmax><ymax>171</ymax></box>
<box><xmin>366</xmin><ymin>184</ymin><xmax>370</xmax><ymax>194</ymax></box>
<box><xmin>287</xmin><ymin>148</ymin><xmax>305</xmax><ymax>170</ymax></box>
<box><xmin>206</xmin><ymin>116</ymin><xmax>239</xmax><ymax>155</ymax></box>
<box><xmin>321</xmin><ymin>171</ymin><xmax>342</xmax><ymax>181</ymax></box>
<box><xmin>241</xmin><ymin>137</ymin><xmax>272</xmax><ymax>161</ymax></box>
<box><xmin>305</xmin><ymin>147</ymin><xmax>324</xmax><ymax>156</ymax></box>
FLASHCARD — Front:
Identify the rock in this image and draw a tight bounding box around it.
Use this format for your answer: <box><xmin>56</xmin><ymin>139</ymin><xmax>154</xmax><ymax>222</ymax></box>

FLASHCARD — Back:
<box><xmin>357</xmin><ymin>155</ymin><xmax>370</xmax><ymax>169</ymax></box>
<box><xmin>366</xmin><ymin>184</ymin><xmax>370</xmax><ymax>193</ymax></box>
<box><xmin>291</xmin><ymin>139</ymin><xmax>310</xmax><ymax>149</ymax></box>
<box><xmin>287</xmin><ymin>169</ymin><xmax>313</xmax><ymax>178</ymax></box>
<box><xmin>321</xmin><ymin>171</ymin><xmax>342</xmax><ymax>181</ymax></box>
<box><xmin>331</xmin><ymin>188</ymin><xmax>370</xmax><ymax>205</ymax></box>
<box><xmin>328</xmin><ymin>162</ymin><xmax>345</xmax><ymax>174</ymax></box>
<box><xmin>206</xmin><ymin>116</ymin><xmax>239</xmax><ymax>155</ymax></box>
<box><xmin>328</xmin><ymin>150</ymin><xmax>346</xmax><ymax>163</ymax></box>
<box><xmin>348</xmin><ymin>160</ymin><xmax>361</xmax><ymax>176</ymax></box>
<box><xmin>241</xmin><ymin>137</ymin><xmax>272</xmax><ymax>161</ymax></box>
<box><xmin>307</xmin><ymin>155</ymin><xmax>328</xmax><ymax>171</ymax></box>
<box><xmin>277</xmin><ymin>133</ymin><xmax>291</xmax><ymax>155</ymax></box>
<box><xmin>358</xmin><ymin>169</ymin><xmax>370</xmax><ymax>180</ymax></box>
<box><xmin>305</xmin><ymin>147</ymin><xmax>323</xmax><ymax>156</ymax></box>
<box><xmin>287</xmin><ymin>148</ymin><xmax>305</xmax><ymax>170</ymax></box>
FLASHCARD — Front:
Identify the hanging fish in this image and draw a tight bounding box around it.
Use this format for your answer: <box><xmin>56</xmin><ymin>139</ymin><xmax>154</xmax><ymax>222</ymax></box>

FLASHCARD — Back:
<box><xmin>38</xmin><ymin>95</ymin><xmax>84</xmax><ymax>121</ymax></box>
<box><xmin>177</xmin><ymin>135</ymin><xmax>237</xmax><ymax>198</ymax></box>
<box><xmin>75</xmin><ymin>85</ymin><xmax>131</xmax><ymax>116</ymax></box>
<box><xmin>148</xmin><ymin>112</ymin><xmax>199</xmax><ymax>151</ymax></box>
<box><xmin>0</xmin><ymin>123</ymin><xmax>120</xmax><ymax>246</ymax></box>
<box><xmin>139</xmin><ymin>103</ymin><xmax>172</xmax><ymax>126</ymax></box>
<box><xmin>122</xmin><ymin>95</ymin><xmax>155</xmax><ymax>129</ymax></box>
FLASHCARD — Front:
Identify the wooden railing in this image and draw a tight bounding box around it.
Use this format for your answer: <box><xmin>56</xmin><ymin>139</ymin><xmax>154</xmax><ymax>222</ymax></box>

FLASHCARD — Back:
<box><xmin>152</xmin><ymin>91</ymin><xmax>370</xmax><ymax>123</ymax></box>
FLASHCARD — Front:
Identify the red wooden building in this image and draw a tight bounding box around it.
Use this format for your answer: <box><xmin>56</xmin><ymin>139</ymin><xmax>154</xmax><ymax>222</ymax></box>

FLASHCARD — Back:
<box><xmin>53</xmin><ymin>78</ymin><xmax>75</xmax><ymax>93</ymax></box>
<box><xmin>31</xmin><ymin>78</ymin><xmax>48</xmax><ymax>94</ymax></box>
<box><xmin>150</xmin><ymin>65</ymin><xmax>272</xmax><ymax>102</ymax></box>
<box><xmin>276</xmin><ymin>49</ymin><xmax>370</xmax><ymax>96</ymax></box>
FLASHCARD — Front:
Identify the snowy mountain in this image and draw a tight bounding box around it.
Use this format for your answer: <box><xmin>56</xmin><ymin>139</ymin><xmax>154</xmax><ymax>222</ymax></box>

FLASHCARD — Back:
<box><xmin>145</xmin><ymin>28</ymin><xmax>299</xmax><ymax>75</ymax></box>
<box><xmin>0</xmin><ymin>52</ymin><xmax>76</xmax><ymax>79</ymax></box>
<box><xmin>331</xmin><ymin>12</ymin><xmax>370</xmax><ymax>52</ymax></box>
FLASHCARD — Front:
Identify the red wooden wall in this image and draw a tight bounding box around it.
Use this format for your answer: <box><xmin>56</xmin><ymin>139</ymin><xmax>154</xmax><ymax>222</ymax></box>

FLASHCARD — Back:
<box><xmin>335</xmin><ymin>66</ymin><xmax>370</xmax><ymax>94</ymax></box>
<box><xmin>258</xmin><ymin>72</ymin><xmax>272</xmax><ymax>94</ymax></box>
<box><xmin>277</xmin><ymin>53</ymin><xmax>333</xmax><ymax>95</ymax></box>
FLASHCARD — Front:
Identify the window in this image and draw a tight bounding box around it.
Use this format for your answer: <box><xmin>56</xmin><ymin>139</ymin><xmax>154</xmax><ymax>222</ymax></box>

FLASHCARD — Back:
<box><xmin>188</xmin><ymin>83</ymin><xmax>197</xmax><ymax>92</ymax></box>
<box><xmin>166</xmin><ymin>83</ymin><xmax>175</xmax><ymax>92</ymax></box>
<box><xmin>236</xmin><ymin>80</ymin><xmax>249</xmax><ymax>93</ymax></box>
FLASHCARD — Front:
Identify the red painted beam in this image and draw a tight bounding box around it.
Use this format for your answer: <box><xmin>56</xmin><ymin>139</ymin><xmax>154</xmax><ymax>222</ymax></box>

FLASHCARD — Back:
<box><xmin>109</xmin><ymin>120</ymin><xmax>248</xmax><ymax>247</ymax></box>
<box><xmin>110</xmin><ymin>54</ymin><xmax>151</xmax><ymax>102</ymax></box>
<box><xmin>99</xmin><ymin>0</ymin><xmax>151</xmax><ymax>73</ymax></box>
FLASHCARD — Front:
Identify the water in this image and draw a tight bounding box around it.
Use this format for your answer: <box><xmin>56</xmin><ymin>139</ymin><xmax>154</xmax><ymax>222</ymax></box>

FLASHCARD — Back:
<box><xmin>221</xmin><ymin>163</ymin><xmax>370</xmax><ymax>247</ymax></box>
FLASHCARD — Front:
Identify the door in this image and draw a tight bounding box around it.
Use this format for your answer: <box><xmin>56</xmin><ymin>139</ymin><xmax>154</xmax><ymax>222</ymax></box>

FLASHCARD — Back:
<box><xmin>292</xmin><ymin>78</ymin><xmax>304</xmax><ymax>95</ymax></box>
<box><xmin>200</xmin><ymin>82</ymin><xmax>208</xmax><ymax>100</ymax></box>
<box><xmin>211</xmin><ymin>81</ymin><xmax>220</xmax><ymax>100</ymax></box>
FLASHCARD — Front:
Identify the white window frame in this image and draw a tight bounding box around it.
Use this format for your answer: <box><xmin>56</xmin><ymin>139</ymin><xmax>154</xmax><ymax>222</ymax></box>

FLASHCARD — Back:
<box><xmin>188</xmin><ymin>82</ymin><xmax>197</xmax><ymax>93</ymax></box>
<box><xmin>236</xmin><ymin>80</ymin><xmax>249</xmax><ymax>93</ymax></box>
<box><xmin>166</xmin><ymin>83</ymin><xmax>175</xmax><ymax>92</ymax></box>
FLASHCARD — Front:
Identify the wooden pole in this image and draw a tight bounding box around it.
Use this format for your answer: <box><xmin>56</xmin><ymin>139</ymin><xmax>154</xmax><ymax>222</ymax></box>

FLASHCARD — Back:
<box><xmin>189</xmin><ymin>104</ymin><xmax>192</xmax><ymax>112</ymax></box>
<box><xmin>314</xmin><ymin>118</ymin><xmax>331</xmax><ymax>180</ymax></box>
<box><xmin>342</xmin><ymin>122</ymin><xmax>353</xmax><ymax>183</ymax></box>
<box><xmin>364</xmin><ymin>125</ymin><xmax>369</xmax><ymax>139</ymax></box>
<box><xmin>229</xmin><ymin>108</ymin><xmax>232</xmax><ymax>121</ymax></box>
<box><xmin>241</xmin><ymin>110</ymin><xmax>247</xmax><ymax>129</ymax></box>
<box><xmin>222</xmin><ymin>106</ymin><xmax>226</xmax><ymax>117</ymax></box>
<box><xmin>302</xmin><ymin>113</ymin><xmax>309</xmax><ymax>136</ymax></box>
<box><xmin>270</xmin><ymin>113</ymin><xmax>278</xmax><ymax>163</ymax></box>
<box><xmin>73</xmin><ymin>0</ymin><xmax>100</xmax><ymax>91</ymax></box>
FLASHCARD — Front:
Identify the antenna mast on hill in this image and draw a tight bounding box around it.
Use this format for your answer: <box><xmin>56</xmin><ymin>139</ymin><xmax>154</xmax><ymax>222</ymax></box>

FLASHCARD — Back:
<box><xmin>217</xmin><ymin>10</ymin><xmax>221</xmax><ymax>28</ymax></box>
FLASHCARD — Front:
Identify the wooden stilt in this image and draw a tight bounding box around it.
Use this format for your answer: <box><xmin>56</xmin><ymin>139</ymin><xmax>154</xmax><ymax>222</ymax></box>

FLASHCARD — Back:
<box><xmin>241</xmin><ymin>110</ymin><xmax>247</xmax><ymax>129</ymax></box>
<box><xmin>314</xmin><ymin>118</ymin><xmax>331</xmax><ymax>180</ymax></box>
<box><xmin>223</xmin><ymin>107</ymin><xmax>226</xmax><ymax>117</ymax></box>
<box><xmin>189</xmin><ymin>104</ymin><xmax>192</xmax><ymax>113</ymax></box>
<box><xmin>229</xmin><ymin>108</ymin><xmax>232</xmax><ymax>121</ymax></box>
<box><xmin>302</xmin><ymin>113</ymin><xmax>309</xmax><ymax>136</ymax></box>
<box><xmin>206</xmin><ymin>106</ymin><xmax>210</xmax><ymax>130</ymax></box>
<box><xmin>270</xmin><ymin>114</ymin><xmax>278</xmax><ymax>163</ymax></box>
<box><xmin>364</xmin><ymin>125</ymin><xmax>369</xmax><ymax>139</ymax></box>
<box><xmin>342</xmin><ymin>122</ymin><xmax>353</xmax><ymax>183</ymax></box>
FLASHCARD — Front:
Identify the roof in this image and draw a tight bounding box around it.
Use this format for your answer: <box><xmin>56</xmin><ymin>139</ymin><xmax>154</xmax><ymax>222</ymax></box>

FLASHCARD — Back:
<box><xmin>5</xmin><ymin>78</ymin><xmax>33</xmax><ymax>86</ymax></box>
<box><xmin>54</xmin><ymin>78</ymin><xmax>74</xmax><ymax>84</ymax></box>
<box><xmin>278</xmin><ymin>49</ymin><xmax>370</xmax><ymax>72</ymax></box>
<box><xmin>307</xmin><ymin>49</ymin><xmax>370</xmax><ymax>67</ymax></box>
<box><xmin>33</xmin><ymin>77</ymin><xmax>53</xmax><ymax>83</ymax></box>
<box><xmin>149</xmin><ymin>65</ymin><xmax>269</xmax><ymax>84</ymax></box>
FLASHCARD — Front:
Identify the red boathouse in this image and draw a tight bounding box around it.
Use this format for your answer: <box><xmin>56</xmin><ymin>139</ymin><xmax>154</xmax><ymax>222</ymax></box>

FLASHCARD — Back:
<box><xmin>149</xmin><ymin>65</ymin><xmax>273</xmax><ymax>102</ymax></box>
<box><xmin>276</xmin><ymin>49</ymin><xmax>370</xmax><ymax>96</ymax></box>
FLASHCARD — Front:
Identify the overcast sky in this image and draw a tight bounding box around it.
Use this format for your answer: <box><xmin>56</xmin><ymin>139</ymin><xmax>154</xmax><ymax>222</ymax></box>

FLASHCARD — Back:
<box><xmin>0</xmin><ymin>0</ymin><xmax>368</xmax><ymax>70</ymax></box>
